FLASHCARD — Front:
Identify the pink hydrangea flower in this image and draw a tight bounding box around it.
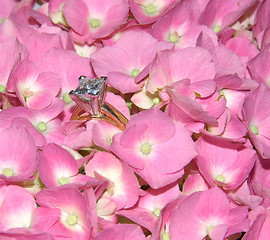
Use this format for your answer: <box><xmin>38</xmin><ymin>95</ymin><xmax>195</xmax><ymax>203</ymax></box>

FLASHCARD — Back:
<box><xmin>128</xmin><ymin>0</ymin><xmax>178</xmax><ymax>24</ymax></box>
<box><xmin>199</xmin><ymin>0</ymin><xmax>257</xmax><ymax>33</ymax></box>
<box><xmin>85</xmin><ymin>151</ymin><xmax>140</xmax><ymax>210</ymax></box>
<box><xmin>0</xmin><ymin>125</ymin><xmax>37</xmax><ymax>183</ymax></box>
<box><xmin>11</xmin><ymin>60</ymin><xmax>61</xmax><ymax>109</ymax></box>
<box><xmin>0</xmin><ymin>98</ymin><xmax>65</xmax><ymax>147</ymax></box>
<box><xmin>151</xmin><ymin>0</ymin><xmax>217</xmax><ymax>48</ymax></box>
<box><xmin>38</xmin><ymin>143</ymin><xmax>103</xmax><ymax>190</ymax></box>
<box><xmin>169</xmin><ymin>187</ymin><xmax>250</xmax><ymax>240</ymax></box>
<box><xmin>242</xmin><ymin>84</ymin><xmax>270</xmax><ymax>158</ymax></box>
<box><xmin>116</xmin><ymin>182</ymin><xmax>180</xmax><ymax>232</ymax></box>
<box><xmin>146</xmin><ymin>47</ymin><xmax>216</xmax><ymax>93</ymax></box>
<box><xmin>195</xmin><ymin>135</ymin><xmax>256</xmax><ymax>190</ymax></box>
<box><xmin>35</xmin><ymin>187</ymin><xmax>92</xmax><ymax>239</ymax></box>
<box><xmin>0</xmin><ymin>185</ymin><xmax>59</xmax><ymax>234</ymax></box>
<box><xmin>110</xmin><ymin>107</ymin><xmax>197</xmax><ymax>188</ymax></box>
<box><xmin>91</xmin><ymin>30</ymin><xmax>173</xmax><ymax>93</ymax></box>
<box><xmin>62</xmin><ymin>0</ymin><xmax>129</xmax><ymax>44</ymax></box>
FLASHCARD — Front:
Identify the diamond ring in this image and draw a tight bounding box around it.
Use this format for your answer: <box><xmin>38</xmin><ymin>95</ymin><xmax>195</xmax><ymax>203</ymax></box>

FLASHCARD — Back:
<box><xmin>69</xmin><ymin>76</ymin><xmax>128</xmax><ymax>130</ymax></box>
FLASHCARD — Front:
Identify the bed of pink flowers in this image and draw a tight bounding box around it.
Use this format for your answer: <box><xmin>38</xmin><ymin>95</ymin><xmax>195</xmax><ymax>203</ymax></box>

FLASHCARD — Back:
<box><xmin>1</xmin><ymin>0</ymin><xmax>270</xmax><ymax>239</ymax></box>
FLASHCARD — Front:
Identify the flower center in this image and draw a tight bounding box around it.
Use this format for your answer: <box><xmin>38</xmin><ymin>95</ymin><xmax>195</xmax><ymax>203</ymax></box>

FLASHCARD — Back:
<box><xmin>141</xmin><ymin>143</ymin><xmax>151</xmax><ymax>155</ymax></box>
<box><xmin>215</xmin><ymin>174</ymin><xmax>225</xmax><ymax>183</ymax></box>
<box><xmin>67</xmin><ymin>214</ymin><xmax>78</xmax><ymax>226</ymax></box>
<box><xmin>37</xmin><ymin>122</ymin><xmax>47</xmax><ymax>132</ymax></box>
<box><xmin>106</xmin><ymin>137</ymin><xmax>112</xmax><ymax>146</ymax></box>
<box><xmin>22</xmin><ymin>88</ymin><xmax>34</xmax><ymax>98</ymax></box>
<box><xmin>168</xmin><ymin>32</ymin><xmax>179</xmax><ymax>44</ymax></box>
<box><xmin>152</xmin><ymin>97</ymin><xmax>160</xmax><ymax>105</ymax></box>
<box><xmin>250</xmin><ymin>125</ymin><xmax>259</xmax><ymax>135</ymax></box>
<box><xmin>153</xmin><ymin>208</ymin><xmax>161</xmax><ymax>217</ymax></box>
<box><xmin>207</xmin><ymin>225</ymin><xmax>214</xmax><ymax>235</ymax></box>
<box><xmin>59</xmin><ymin>176</ymin><xmax>69</xmax><ymax>185</ymax></box>
<box><xmin>63</xmin><ymin>93</ymin><xmax>72</xmax><ymax>104</ymax></box>
<box><xmin>2</xmin><ymin>168</ymin><xmax>14</xmax><ymax>177</ymax></box>
<box><xmin>0</xmin><ymin>85</ymin><xmax>6</xmax><ymax>92</ymax></box>
<box><xmin>90</xmin><ymin>18</ymin><xmax>100</xmax><ymax>28</ymax></box>
<box><xmin>145</xmin><ymin>4</ymin><xmax>156</xmax><ymax>14</ymax></box>
<box><xmin>213</xmin><ymin>25</ymin><xmax>222</xmax><ymax>33</ymax></box>
<box><xmin>162</xmin><ymin>232</ymin><xmax>171</xmax><ymax>240</ymax></box>
<box><xmin>131</xmin><ymin>69</ymin><xmax>140</xmax><ymax>78</ymax></box>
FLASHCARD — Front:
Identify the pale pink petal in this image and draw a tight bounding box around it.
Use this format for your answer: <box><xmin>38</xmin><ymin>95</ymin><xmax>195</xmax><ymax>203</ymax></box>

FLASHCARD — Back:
<box><xmin>85</xmin><ymin>152</ymin><xmax>140</xmax><ymax>210</ymax></box>
<box><xmin>0</xmin><ymin>185</ymin><xmax>36</xmax><ymax>230</ymax></box>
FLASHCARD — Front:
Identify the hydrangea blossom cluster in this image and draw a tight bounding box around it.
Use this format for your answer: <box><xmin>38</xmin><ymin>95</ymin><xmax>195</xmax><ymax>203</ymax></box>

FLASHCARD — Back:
<box><xmin>0</xmin><ymin>0</ymin><xmax>270</xmax><ymax>239</ymax></box>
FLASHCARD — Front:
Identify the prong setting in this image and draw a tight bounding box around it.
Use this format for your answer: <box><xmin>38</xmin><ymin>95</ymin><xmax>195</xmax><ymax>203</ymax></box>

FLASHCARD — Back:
<box><xmin>69</xmin><ymin>76</ymin><xmax>107</xmax><ymax>116</ymax></box>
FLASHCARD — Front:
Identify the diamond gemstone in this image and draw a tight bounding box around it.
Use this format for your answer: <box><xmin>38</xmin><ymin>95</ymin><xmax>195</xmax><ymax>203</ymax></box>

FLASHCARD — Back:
<box><xmin>75</xmin><ymin>76</ymin><xmax>106</xmax><ymax>98</ymax></box>
<box><xmin>69</xmin><ymin>76</ymin><xmax>107</xmax><ymax>116</ymax></box>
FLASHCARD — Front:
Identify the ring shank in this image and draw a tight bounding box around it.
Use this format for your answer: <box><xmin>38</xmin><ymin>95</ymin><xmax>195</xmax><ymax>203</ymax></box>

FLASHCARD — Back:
<box><xmin>70</xmin><ymin>101</ymin><xmax>128</xmax><ymax>131</ymax></box>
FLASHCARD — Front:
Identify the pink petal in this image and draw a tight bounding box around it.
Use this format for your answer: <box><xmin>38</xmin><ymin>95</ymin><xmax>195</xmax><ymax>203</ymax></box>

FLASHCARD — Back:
<box><xmin>0</xmin><ymin>185</ymin><xmax>36</xmax><ymax>230</ymax></box>
<box><xmin>153</xmin><ymin>124</ymin><xmax>196</xmax><ymax>174</ymax></box>
<box><xmin>169</xmin><ymin>47</ymin><xmax>216</xmax><ymax>83</ymax></box>
<box><xmin>31</xmin><ymin>207</ymin><xmax>61</xmax><ymax>232</ymax></box>
<box><xmin>214</xmin><ymin>45</ymin><xmax>246</xmax><ymax>78</ymax></box>
<box><xmin>62</xmin><ymin>0</ymin><xmax>89</xmax><ymax>35</ymax></box>
<box><xmin>125</xmin><ymin>107</ymin><xmax>176</xmax><ymax>143</ymax></box>
<box><xmin>190</xmin><ymin>80</ymin><xmax>216</xmax><ymax>98</ymax></box>
<box><xmin>0</xmin><ymin>125</ymin><xmax>37</xmax><ymax>181</ymax></box>
<box><xmin>166</xmin><ymin>87</ymin><xmax>218</xmax><ymax>125</ymax></box>
<box><xmin>38</xmin><ymin>143</ymin><xmax>78</xmax><ymax>188</ymax></box>
<box><xmin>95</xmin><ymin>224</ymin><xmax>146</xmax><ymax>240</ymax></box>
